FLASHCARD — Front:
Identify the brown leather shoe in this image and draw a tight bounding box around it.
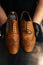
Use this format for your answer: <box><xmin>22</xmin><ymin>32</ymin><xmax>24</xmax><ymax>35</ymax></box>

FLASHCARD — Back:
<box><xmin>5</xmin><ymin>12</ymin><xmax>20</xmax><ymax>54</ymax></box>
<box><xmin>20</xmin><ymin>11</ymin><xmax>36</xmax><ymax>52</ymax></box>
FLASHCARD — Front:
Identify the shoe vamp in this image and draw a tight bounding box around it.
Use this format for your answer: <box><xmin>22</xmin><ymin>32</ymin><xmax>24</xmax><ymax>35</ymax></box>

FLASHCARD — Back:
<box><xmin>22</xmin><ymin>32</ymin><xmax>35</xmax><ymax>41</ymax></box>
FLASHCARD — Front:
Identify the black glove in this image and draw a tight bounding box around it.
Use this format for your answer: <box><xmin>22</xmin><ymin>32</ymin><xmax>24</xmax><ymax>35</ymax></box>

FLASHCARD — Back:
<box><xmin>0</xmin><ymin>23</ymin><xmax>6</xmax><ymax>39</ymax></box>
<box><xmin>33</xmin><ymin>22</ymin><xmax>42</xmax><ymax>37</ymax></box>
<box><xmin>0</xmin><ymin>26</ymin><xmax>2</xmax><ymax>38</ymax></box>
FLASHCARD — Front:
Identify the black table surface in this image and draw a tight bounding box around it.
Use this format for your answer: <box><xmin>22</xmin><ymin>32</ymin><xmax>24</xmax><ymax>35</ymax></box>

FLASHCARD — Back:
<box><xmin>0</xmin><ymin>37</ymin><xmax>43</xmax><ymax>65</ymax></box>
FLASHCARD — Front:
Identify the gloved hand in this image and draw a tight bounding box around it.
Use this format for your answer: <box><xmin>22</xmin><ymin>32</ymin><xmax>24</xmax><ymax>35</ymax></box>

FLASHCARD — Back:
<box><xmin>33</xmin><ymin>22</ymin><xmax>43</xmax><ymax>42</ymax></box>
<box><xmin>0</xmin><ymin>23</ymin><xmax>6</xmax><ymax>39</ymax></box>
<box><xmin>33</xmin><ymin>22</ymin><xmax>42</xmax><ymax>37</ymax></box>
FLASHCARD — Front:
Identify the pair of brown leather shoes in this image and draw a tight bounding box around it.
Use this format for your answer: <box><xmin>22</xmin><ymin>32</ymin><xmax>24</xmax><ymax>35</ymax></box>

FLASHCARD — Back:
<box><xmin>5</xmin><ymin>11</ymin><xmax>36</xmax><ymax>54</ymax></box>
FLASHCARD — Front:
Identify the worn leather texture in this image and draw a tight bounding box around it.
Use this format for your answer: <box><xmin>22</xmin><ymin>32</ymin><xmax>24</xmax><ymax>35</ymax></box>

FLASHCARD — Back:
<box><xmin>20</xmin><ymin>11</ymin><xmax>36</xmax><ymax>52</ymax></box>
<box><xmin>5</xmin><ymin>12</ymin><xmax>20</xmax><ymax>54</ymax></box>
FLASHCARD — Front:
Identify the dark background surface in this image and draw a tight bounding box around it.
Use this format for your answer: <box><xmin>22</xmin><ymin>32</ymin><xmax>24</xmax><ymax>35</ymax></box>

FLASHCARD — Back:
<box><xmin>0</xmin><ymin>0</ymin><xmax>43</xmax><ymax>65</ymax></box>
<box><xmin>0</xmin><ymin>38</ymin><xmax>43</xmax><ymax>65</ymax></box>
<box><xmin>0</xmin><ymin>0</ymin><xmax>37</xmax><ymax>17</ymax></box>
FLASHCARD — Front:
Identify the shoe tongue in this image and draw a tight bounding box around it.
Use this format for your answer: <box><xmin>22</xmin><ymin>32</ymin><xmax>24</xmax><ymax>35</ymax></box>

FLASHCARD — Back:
<box><xmin>8</xmin><ymin>12</ymin><xmax>17</xmax><ymax>20</ymax></box>
<box><xmin>22</xmin><ymin>13</ymin><xmax>30</xmax><ymax>21</ymax></box>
